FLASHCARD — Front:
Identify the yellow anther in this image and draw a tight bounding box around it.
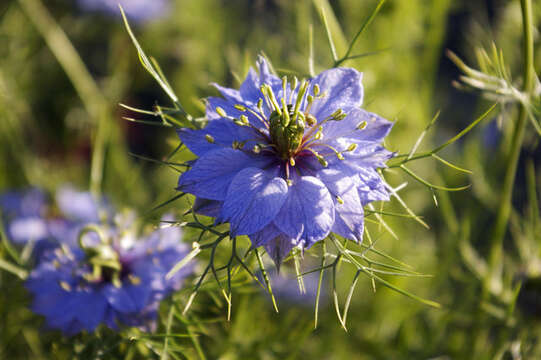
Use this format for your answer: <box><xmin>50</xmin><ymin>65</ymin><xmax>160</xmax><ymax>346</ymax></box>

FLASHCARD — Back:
<box><xmin>59</xmin><ymin>281</ymin><xmax>72</xmax><ymax>292</ymax></box>
<box><xmin>240</xmin><ymin>114</ymin><xmax>250</xmax><ymax>125</ymax></box>
<box><xmin>291</xmin><ymin>76</ymin><xmax>298</xmax><ymax>91</ymax></box>
<box><xmin>289</xmin><ymin>157</ymin><xmax>296</xmax><ymax>166</ymax></box>
<box><xmin>336</xmin><ymin>196</ymin><xmax>344</xmax><ymax>205</ymax></box>
<box><xmin>205</xmin><ymin>134</ymin><xmax>215</xmax><ymax>143</ymax></box>
<box><xmin>216</xmin><ymin>107</ymin><xmax>227</xmax><ymax>118</ymax></box>
<box><xmin>357</xmin><ymin>121</ymin><xmax>367</xmax><ymax>130</ymax></box>
<box><xmin>313</xmin><ymin>84</ymin><xmax>320</xmax><ymax>96</ymax></box>
<box><xmin>347</xmin><ymin>143</ymin><xmax>358</xmax><ymax>152</ymax></box>
<box><xmin>129</xmin><ymin>274</ymin><xmax>141</xmax><ymax>285</ymax></box>
<box><xmin>306</xmin><ymin>114</ymin><xmax>317</xmax><ymax>126</ymax></box>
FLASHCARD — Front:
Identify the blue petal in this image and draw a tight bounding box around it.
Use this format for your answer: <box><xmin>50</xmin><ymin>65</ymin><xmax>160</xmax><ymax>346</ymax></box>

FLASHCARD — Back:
<box><xmin>55</xmin><ymin>186</ymin><xmax>100</xmax><ymax>222</ymax></box>
<box><xmin>0</xmin><ymin>188</ymin><xmax>45</xmax><ymax>217</ymax></box>
<box><xmin>299</xmin><ymin>157</ymin><xmax>358</xmax><ymax>196</ymax></box>
<box><xmin>264</xmin><ymin>233</ymin><xmax>297</xmax><ymax>269</ymax></box>
<box><xmin>309</xmin><ymin>68</ymin><xmax>363</xmax><ymax>121</ymax></box>
<box><xmin>75</xmin><ymin>292</ymin><xmax>107</xmax><ymax>331</ymax></box>
<box><xmin>44</xmin><ymin>292</ymin><xmax>86</xmax><ymax>331</ymax></box>
<box><xmin>219</xmin><ymin>168</ymin><xmax>288</xmax><ymax>236</ymax></box>
<box><xmin>125</xmin><ymin>284</ymin><xmax>152</xmax><ymax>311</ymax></box>
<box><xmin>332</xmin><ymin>188</ymin><xmax>364</xmax><ymax>242</ymax></box>
<box><xmin>357</xmin><ymin>168</ymin><xmax>390</xmax><ymax>205</ymax></box>
<box><xmin>178</xmin><ymin>148</ymin><xmax>272</xmax><ymax>201</ymax></box>
<box><xmin>211</xmin><ymin>83</ymin><xmax>243</xmax><ymax>104</ymax></box>
<box><xmin>239</xmin><ymin>68</ymin><xmax>262</xmax><ymax>104</ymax></box>
<box><xmin>273</xmin><ymin>175</ymin><xmax>335</xmax><ymax>247</ymax></box>
<box><xmin>193</xmin><ymin>198</ymin><xmax>223</xmax><ymax>218</ymax></box>
<box><xmin>322</xmin><ymin>108</ymin><xmax>393</xmax><ymax>147</ymax></box>
<box><xmin>177</xmin><ymin>122</ymin><xmax>258</xmax><ymax>158</ymax></box>
<box><xmin>102</xmin><ymin>285</ymin><xmax>137</xmax><ymax>313</ymax></box>
<box><xmin>206</xmin><ymin>96</ymin><xmax>269</xmax><ymax>129</ymax></box>
<box><xmin>239</xmin><ymin>56</ymin><xmax>282</xmax><ymax>106</ymax></box>
<box><xmin>344</xmin><ymin>144</ymin><xmax>394</xmax><ymax>168</ymax></box>
<box><xmin>8</xmin><ymin>217</ymin><xmax>48</xmax><ymax>243</ymax></box>
<box><xmin>249</xmin><ymin>223</ymin><xmax>282</xmax><ymax>248</ymax></box>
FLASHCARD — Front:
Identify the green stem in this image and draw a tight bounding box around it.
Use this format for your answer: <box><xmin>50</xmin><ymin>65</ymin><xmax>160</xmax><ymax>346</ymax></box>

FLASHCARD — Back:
<box><xmin>17</xmin><ymin>0</ymin><xmax>110</xmax><ymax>197</ymax></box>
<box><xmin>487</xmin><ymin>0</ymin><xmax>535</xmax><ymax>286</ymax></box>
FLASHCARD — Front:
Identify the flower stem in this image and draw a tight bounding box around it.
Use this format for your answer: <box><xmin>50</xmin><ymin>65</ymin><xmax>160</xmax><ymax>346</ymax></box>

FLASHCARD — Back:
<box><xmin>487</xmin><ymin>0</ymin><xmax>535</xmax><ymax>288</ymax></box>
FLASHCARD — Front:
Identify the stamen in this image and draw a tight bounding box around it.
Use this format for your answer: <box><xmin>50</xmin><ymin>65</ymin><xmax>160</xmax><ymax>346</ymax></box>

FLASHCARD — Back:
<box><xmin>306</xmin><ymin>148</ymin><xmax>328</xmax><ymax>167</ymax></box>
<box><xmin>262</xmin><ymin>84</ymin><xmax>281</xmax><ymax>114</ymax></box>
<box><xmin>252</xmin><ymin>144</ymin><xmax>261</xmax><ymax>154</ymax></box>
<box><xmin>281</xmin><ymin>98</ymin><xmax>290</xmax><ymax>126</ymax></box>
<box><xmin>259</xmin><ymin>87</ymin><xmax>272</xmax><ymax>112</ymax></box>
<box><xmin>293</xmin><ymin>80</ymin><xmax>309</xmax><ymax>120</ymax></box>
<box><xmin>232</xmin><ymin>140</ymin><xmax>246</xmax><ymax>149</ymax></box>
<box><xmin>234</xmin><ymin>104</ymin><xmax>246</xmax><ymax>112</ymax></box>
<box><xmin>346</xmin><ymin>143</ymin><xmax>358</xmax><ymax>152</ymax></box>
<box><xmin>257</xmin><ymin>98</ymin><xmax>264</xmax><ymax>115</ymax></box>
<box><xmin>306</xmin><ymin>114</ymin><xmax>317</xmax><ymax>127</ymax></box>
<box><xmin>289</xmin><ymin>157</ymin><xmax>296</xmax><ymax>166</ymax></box>
<box><xmin>289</xmin><ymin>76</ymin><xmax>298</xmax><ymax>104</ymax></box>
<box><xmin>330</xmin><ymin>108</ymin><xmax>346</xmax><ymax>121</ymax></box>
<box><xmin>313</xmin><ymin>84</ymin><xmax>320</xmax><ymax>96</ymax></box>
<box><xmin>357</xmin><ymin>121</ymin><xmax>368</xmax><ymax>130</ymax></box>
<box><xmin>205</xmin><ymin>134</ymin><xmax>215</xmax><ymax>143</ymax></box>
<box><xmin>314</xmin><ymin>125</ymin><xmax>323</xmax><ymax>140</ymax></box>
<box><xmin>336</xmin><ymin>196</ymin><xmax>344</xmax><ymax>205</ymax></box>
<box><xmin>308</xmin><ymin>142</ymin><xmax>343</xmax><ymax>161</ymax></box>
<box><xmin>282</xmin><ymin>76</ymin><xmax>288</xmax><ymax>101</ymax></box>
<box><xmin>216</xmin><ymin>106</ymin><xmax>227</xmax><ymax>118</ymax></box>
<box><xmin>240</xmin><ymin>114</ymin><xmax>250</xmax><ymax>125</ymax></box>
<box><xmin>59</xmin><ymin>281</ymin><xmax>71</xmax><ymax>292</ymax></box>
<box><xmin>242</xmin><ymin>107</ymin><xmax>269</xmax><ymax>129</ymax></box>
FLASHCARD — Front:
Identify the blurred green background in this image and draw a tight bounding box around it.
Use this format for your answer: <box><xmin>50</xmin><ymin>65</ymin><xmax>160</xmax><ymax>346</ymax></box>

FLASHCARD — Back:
<box><xmin>1</xmin><ymin>0</ymin><xmax>540</xmax><ymax>359</ymax></box>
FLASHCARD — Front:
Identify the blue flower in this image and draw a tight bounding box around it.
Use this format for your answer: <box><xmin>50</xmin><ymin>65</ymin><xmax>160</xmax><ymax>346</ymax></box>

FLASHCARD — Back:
<box><xmin>0</xmin><ymin>188</ymin><xmax>49</xmax><ymax>244</ymax></box>
<box><xmin>0</xmin><ymin>186</ymin><xmax>110</xmax><ymax>250</ymax></box>
<box><xmin>25</xmin><ymin>216</ymin><xmax>191</xmax><ymax>335</ymax></box>
<box><xmin>77</xmin><ymin>0</ymin><xmax>169</xmax><ymax>23</ymax></box>
<box><xmin>178</xmin><ymin>57</ymin><xmax>393</xmax><ymax>266</ymax></box>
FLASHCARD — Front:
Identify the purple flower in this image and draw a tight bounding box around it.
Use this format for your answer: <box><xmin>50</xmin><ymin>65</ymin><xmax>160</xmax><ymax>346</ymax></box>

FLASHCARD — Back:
<box><xmin>1</xmin><ymin>189</ymin><xmax>49</xmax><ymax>244</ymax></box>
<box><xmin>25</xmin><ymin>217</ymin><xmax>191</xmax><ymax>335</ymax></box>
<box><xmin>178</xmin><ymin>56</ymin><xmax>393</xmax><ymax>266</ymax></box>
<box><xmin>77</xmin><ymin>0</ymin><xmax>169</xmax><ymax>23</ymax></box>
<box><xmin>0</xmin><ymin>186</ymin><xmax>110</xmax><ymax>249</ymax></box>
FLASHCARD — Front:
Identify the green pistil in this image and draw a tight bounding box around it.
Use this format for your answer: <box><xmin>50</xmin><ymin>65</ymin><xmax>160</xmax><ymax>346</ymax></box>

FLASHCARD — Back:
<box><xmin>78</xmin><ymin>225</ymin><xmax>124</xmax><ymax>287</ymax></box>
<box><xmin>269</xmin><ymin>105</ymin><xmax>305</xmax><ymax>159</ymax></box>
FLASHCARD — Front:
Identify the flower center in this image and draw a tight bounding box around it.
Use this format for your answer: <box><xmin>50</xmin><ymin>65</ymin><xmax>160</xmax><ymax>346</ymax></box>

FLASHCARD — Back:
<box><xmin>269</xmin><ymin>105</ymin><xmax>305</xmax><ymax>159</ymax></box>
<box><xmin>76</xmin><ymin>225</ymin><xmax>138</xmax><ymax>287</ymax></box>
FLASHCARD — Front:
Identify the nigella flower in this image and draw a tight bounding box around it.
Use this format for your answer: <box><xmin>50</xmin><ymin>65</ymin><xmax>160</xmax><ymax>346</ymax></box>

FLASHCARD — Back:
<box><xmin>0</xmin><ymin>186</ymin><xmax>110</xmax><ymax>250</ymax></box>
<box><xmin>0</xmin><ymin>188</ymin><xmax>49</xmax><ymax>244</ymax></box>
<box><xmin>77</xmin><ymin>0</ymin><xmax>169</xmax><ymax>23</ymax></box>
<box><xmin>178</xmin><ymin>56</ymin><xmax>393</xmax><ymax>266</ymax></box>
<box><xmin>25</xmin><ymin>217</ymin><xmax>191</xmax><ymax>335</ymax></box>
